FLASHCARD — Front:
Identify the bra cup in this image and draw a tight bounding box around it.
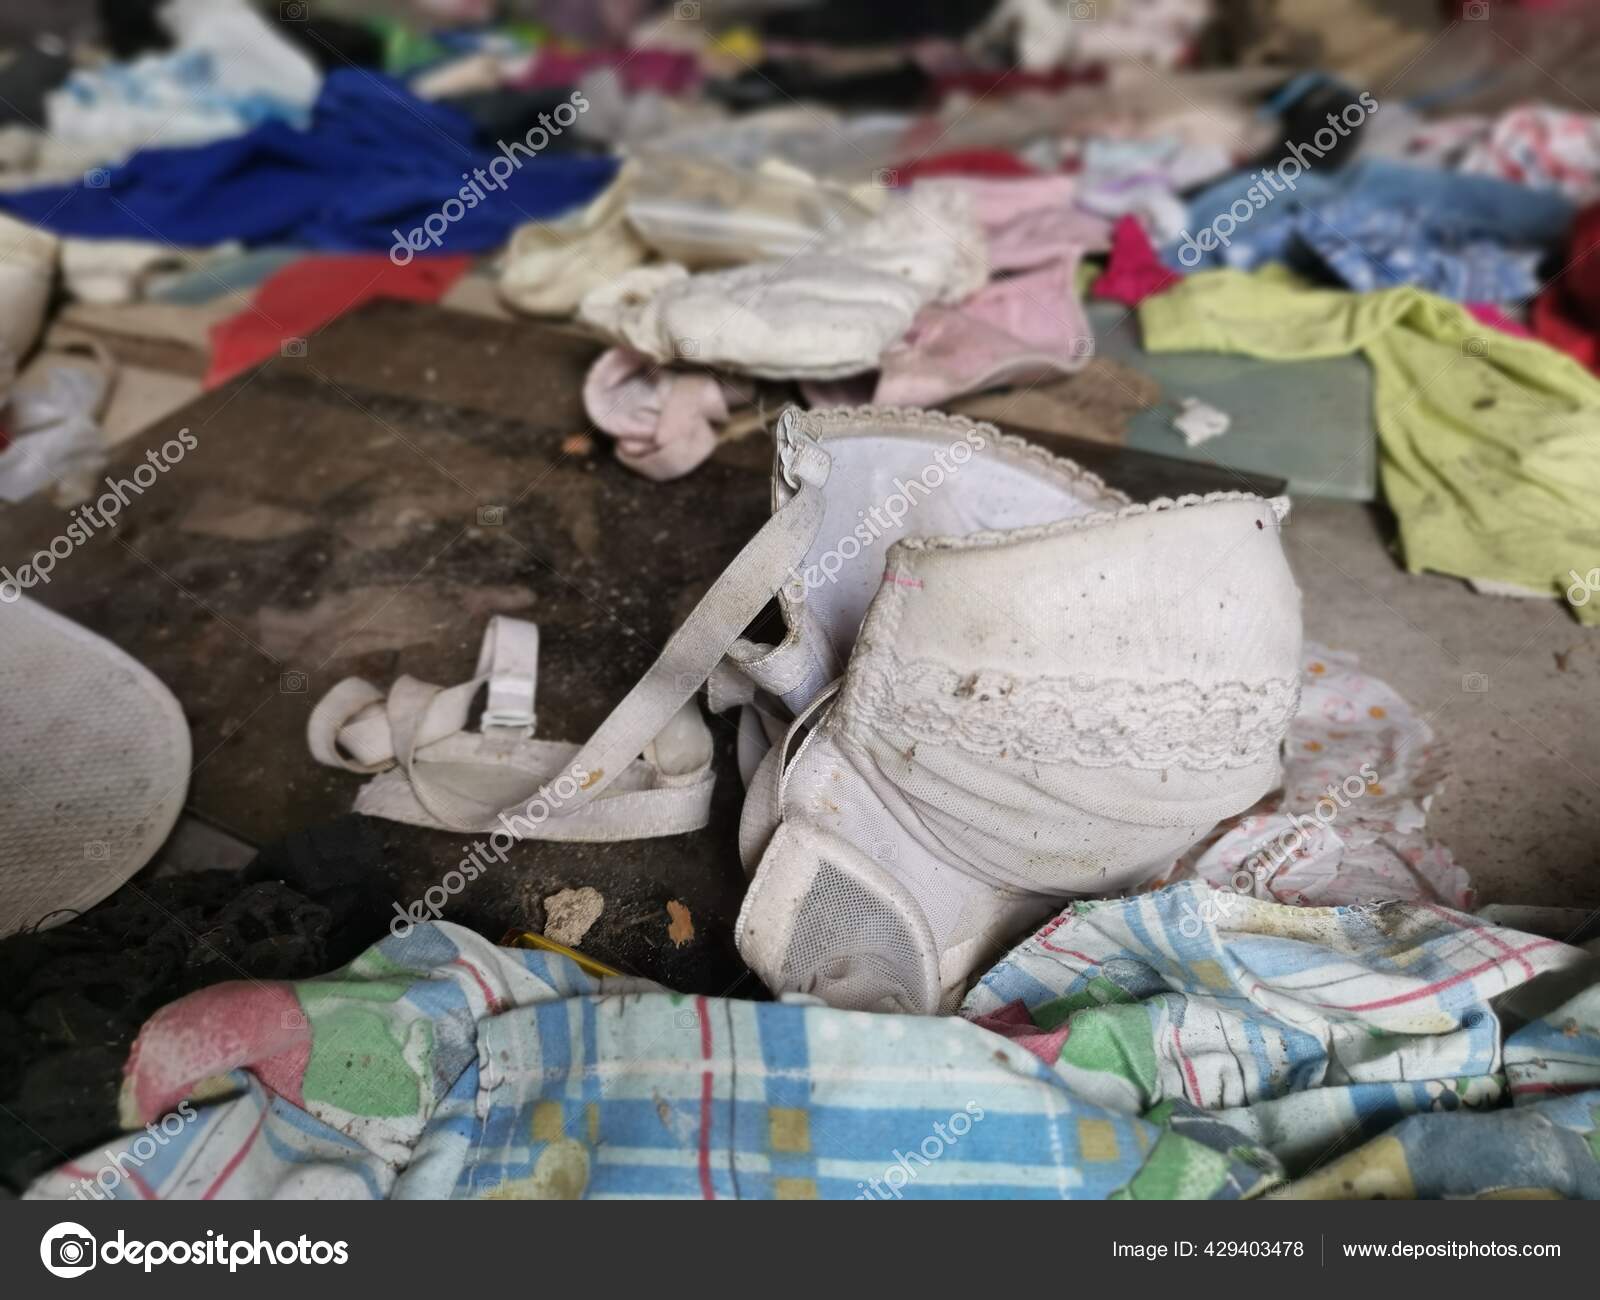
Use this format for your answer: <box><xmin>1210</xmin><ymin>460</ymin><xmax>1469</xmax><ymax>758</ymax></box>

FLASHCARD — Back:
<box><xmin>738</xmin><ymin>468</ymin><xmax>1304</xmax><ymax>1013</ymax></box>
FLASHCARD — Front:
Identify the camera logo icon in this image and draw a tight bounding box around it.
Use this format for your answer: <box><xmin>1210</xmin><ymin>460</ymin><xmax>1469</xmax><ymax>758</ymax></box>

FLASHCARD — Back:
<box><xmin>41</xmin><ymin>1222</ymin><xmax>97</xmax><ymax>1278</ymax></box>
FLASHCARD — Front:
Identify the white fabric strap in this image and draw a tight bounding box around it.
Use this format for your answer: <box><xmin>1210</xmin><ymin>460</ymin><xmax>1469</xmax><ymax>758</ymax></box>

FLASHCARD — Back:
<box><xmin>308</xmin><ymin>616</ymin><xmax>717</xmax><ymax>840</ymax></box>
<box><xmin>309</xmin><ymin>614</ymin><xmax>536</xmax><ymax>776</ymax></box>
<box><xmin>534</xmin><ymin>430</ymin><xmax>831</xmax><ymax>817</ymax></box>
<box><xmin>308</xmin><ymin>414</ymin><xmax>834</xmax><ymax>842</ymax></box>
<box><xmin>477</xmin><ymin>617</ymin><xmax>538</xmax><ymax>732</ymax></box>
<box><xmin>726</xmin><ymin>612</ymin><xmax>840</xmax><ymax>711</ymax></box>
<box><xmin>350</xmin><ymin>708</ymin><xmax>716</xmax><ymax>842</ymax></box>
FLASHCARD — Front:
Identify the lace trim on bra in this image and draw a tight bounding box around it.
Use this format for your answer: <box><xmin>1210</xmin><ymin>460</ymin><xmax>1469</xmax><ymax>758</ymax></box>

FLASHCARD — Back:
<box><xmin>785</xmin><ymin>406</ymin><xmax>1288</xmax><ymax>551</ymax></box>
<box><xmin>844</xmin><ymin>654</ymin><xmax>1300</xmax><ymax>771</ymax></box>
<box><xmin>895</xmin><ymin>490</ymin><xmax>1291</xmax><ymax>552</ymax></box>
<box><xmin>787</xmin><ymin>404</ymin><xmax>1132</xmax><ymax>510</ymax></box>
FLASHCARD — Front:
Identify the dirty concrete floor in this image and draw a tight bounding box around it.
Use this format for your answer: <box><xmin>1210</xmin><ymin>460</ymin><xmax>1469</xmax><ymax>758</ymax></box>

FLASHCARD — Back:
<box><xmin>1284</xmin><ymin>498</ymin><xmax>1600</xmax><ymax>910</ymax></box>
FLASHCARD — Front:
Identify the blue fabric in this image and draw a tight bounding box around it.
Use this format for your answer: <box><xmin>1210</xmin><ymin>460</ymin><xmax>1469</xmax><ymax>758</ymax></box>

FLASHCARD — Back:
<box><xmin>53</xmin><ymin>47</ymin><xmax>314</xmax><ymax>133</ymax></box>
<box><xmin>0</xmin><ymin>69</ymin><xmax>616</xmax><ymax>253</ymax></box>
<box><xmin>1259</xmin><ymin>72</ymin><xmax>1342</xmax><ymax>117</ymax></box>
<box><xmin>1169</xmin><ymin>159</ymin><xmax>1573</xmax><ymax>301</ymax></box>
<box><xmin>1295</xmin><ymin>200</ymin><xmax>1545</xmax><ymax>300</ymax></box>
<box><xmin>28</xmin><ymin>889</ymin><xmax>1600</xmax><ymax>1201</ymax></box>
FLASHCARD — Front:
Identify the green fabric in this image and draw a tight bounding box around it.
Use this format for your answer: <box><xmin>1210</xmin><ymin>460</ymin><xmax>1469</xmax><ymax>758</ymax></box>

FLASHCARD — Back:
<box><xmin>366</xmin><ymin>18</ymin><xmax>450</xmax><ymax>75</ymax></box>
<box><xmin>369</xmin><ymin>19</ymin><xmax>544</xmax><ymax>76</ymax></box>
<box><xmin>1031</xmin><ymin>974</ymin><xmax>1137</xmax><ymax>1030</ymax></box>
<box><xmin>300</xmin><ymin>1006</ymin><xmax>429</xmax><ymax>1118</ymax></box>
<box><xmin>1058</xmin><ymin>1003</ymin><xmax>1161</xmax><ymax>1106</ymax></box>
<box><xmin>296</xmin><ymin>951</ymin><xmax>437</xmax><ymax>1117</ymax></box>
<box><xmin>1141</xmin><ymin>269</ymin><xmax>1600</xmax><ymax>623</ymax></box>
<box><xmin>1110</xmin><ymin>1128</ymin><xmax>1234</xmax><ymax>1200</ymax></box>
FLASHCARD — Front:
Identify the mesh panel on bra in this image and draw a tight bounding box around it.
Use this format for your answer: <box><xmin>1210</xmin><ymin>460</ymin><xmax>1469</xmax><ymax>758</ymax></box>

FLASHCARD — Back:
<box><xmin>779</xmin><ymin>860</ymin><xmax>933</xmax><ymax>1013</ymax></box>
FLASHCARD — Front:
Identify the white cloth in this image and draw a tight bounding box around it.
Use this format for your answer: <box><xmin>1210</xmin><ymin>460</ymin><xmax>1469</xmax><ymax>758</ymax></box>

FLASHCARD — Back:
<box><xmin>576</xmin><ymin>188</ymin><xmax>986</xmax><ymax>380</ymax></box>
<box><xmin>0</xmin><ymin>211</ymin><xmax>57</xmax><ymax>364</ymax></box>
<box><xmin>0</xmin><ymin>597</ymin><xmax>190</xmax><ymax>933</ymax></box>
<box><xmin>45</xmin><ymin>0</ymin><xmax>321</xmax><ymax>166</ymax></box>
<box><xmin>60</xmin><ymin>238</ymin><xmax>235</xmax><ymax>306</ymax></box>
<box><xmin>499</xmin><ymin>169</ymin><xmax>650</xmax><ymax>317</ymax></box>
<box><xmin>1174</xmin><ymin>397</ymin><xmax>1231</xmax><ymax>446</ymax></box>
<box><xmin>159</xmin><ymin>0</ymin><xmax>320</xmax><ymax>107</ymax></box>
<box><xmin>734</xmin><ymin>408</ymin><xmax>1303</xmax><ymax>1014</ymax></box>
<box><xmin>977</xmin><ymin>0</ymin><xmax>1212</xmax><ymax>73</ymax></box>
<box><xmin>0</xmin><ymin>365</ymin><xmax>108</xmax><ymax>504</ymax></box>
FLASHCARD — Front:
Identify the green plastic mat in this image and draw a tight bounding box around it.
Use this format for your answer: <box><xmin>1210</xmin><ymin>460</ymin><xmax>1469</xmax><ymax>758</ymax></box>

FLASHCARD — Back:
<box><xmin>1089</xmin><ymin>302</ymin><xmax>1379</xmax><ymax>501</ymax></box>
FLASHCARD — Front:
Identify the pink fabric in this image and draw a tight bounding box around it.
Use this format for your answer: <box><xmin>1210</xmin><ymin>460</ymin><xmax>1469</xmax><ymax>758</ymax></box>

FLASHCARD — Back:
<box><xmin>1092</xmin><ymin>215</ymin><xmax>1183</xmax><ymax>306</ymax></box>
<box><xmin>1467</xmin><ymin>303</ymin><xmax>1534</xmax><ymax>339</ymax></box>
<box><xmin>583</xmin><ymin>346</ymin><xmax>749</xmax><ymax>480</ymax></box>
<box><xmin>532</xmin><ymin>0</ymin><xmax>650</xmax><ymax>43</ymax></box>
<box><xmin>870</xmin><ymin>177</ymin><xmax>1108</xmax><ymax>407</ymax></box>
<box><xmin>518</xmin><ymin>48</ymin><xmax>701</xmax><ymax>96</ymax></box>
<box><xmin>876</xmin><ymin>260</ymin><xmax>1092</xmax><ymax>406</ymax></box>
<box><xmin>955</xmin><ymin>175</ymin><xmax>1106</xmax><ymax>272</ymax></box>
<box><xmin>123</xmin><ymin>982</ymin><xmax>311</xmax><ymax>1126</ymax></box>
<box><xmin>965</xmin><ymin>1000</ymin><xmax>1072</xmax><ymax>1066</ymax></box>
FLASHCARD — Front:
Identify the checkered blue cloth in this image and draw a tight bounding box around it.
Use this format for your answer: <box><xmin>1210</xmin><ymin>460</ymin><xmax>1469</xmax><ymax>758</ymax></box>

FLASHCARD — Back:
<box><xmin>1289</xmin><ymin>201</ymin><xmax>1544</xmax><ymax>301</ymax></box>
<box><xmin>24</xmin><ymin>884</ymin><xmax>1600</xmax><ymax>1200</ymax></box>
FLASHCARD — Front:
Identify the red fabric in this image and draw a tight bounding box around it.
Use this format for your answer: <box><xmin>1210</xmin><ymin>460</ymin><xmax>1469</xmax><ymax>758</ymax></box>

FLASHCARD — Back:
<box><xmin>1466</xmin><ymin>303</ymin><xmax>1534</xmax><ymax>340</ymax></box>
<box><xmin>965</xmin><ymin>1000</ymin><xmax>1072</xmax><ymax>1066</ymax></box>
<box><xmin>1532</xmin><ymin>292</ymin><xmax>1600</xmax><ymax>369</ymax></box>
<box><xmin>894</xmin><ymin>149</ymin><xmax>1040</xmax><ymax>183</ymax></box>
<box><xmin>1091</xmin><ymin>215</ymin><xmax>1182</xmax><ymax>306</ymax></box>
<box><xmin>1532</xmin><ymin>199</ymin><xmax>1600</xmax><ymax>372</ymax></box>
<box><xmin>929</xmin><ymin>65</ymin><xmax>1103</xmax><ymax>99</ymax></box>
<box><xmin>205</xmin><ymin>255</ymin><xmax>469</xmax><ymax>389</ymax></box>
<box><xmin>517</xmin><ymin>47</ymin><xmax>701</xmax><ymax>95</ymax></box>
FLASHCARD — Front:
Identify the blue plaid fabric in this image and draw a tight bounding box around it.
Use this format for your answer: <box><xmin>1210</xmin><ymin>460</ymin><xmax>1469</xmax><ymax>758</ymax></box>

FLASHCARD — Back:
<box><xmin>24</xmin><ymin>885</ymin><xmax>1600</xmax><ymax>1200</ymax></box>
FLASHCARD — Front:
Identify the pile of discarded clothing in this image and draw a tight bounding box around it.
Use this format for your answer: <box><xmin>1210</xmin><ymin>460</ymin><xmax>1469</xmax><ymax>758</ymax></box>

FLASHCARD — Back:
<box><xmin>1</xmin><ymin>2</ymin><xmax>1595</xmax><ymax>623</ymax></box>
<box><xmin>2</xmin><ymin>0</ymin><xmax>1600</xmax><ymax>1205</ymax></box>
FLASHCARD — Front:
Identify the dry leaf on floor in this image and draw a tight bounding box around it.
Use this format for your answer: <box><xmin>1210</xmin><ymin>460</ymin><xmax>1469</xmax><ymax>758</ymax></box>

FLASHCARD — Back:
<box><xmin>665</xmin><ymin>899</ymin><xmax>694</xmax><ymax>947</ymax></box>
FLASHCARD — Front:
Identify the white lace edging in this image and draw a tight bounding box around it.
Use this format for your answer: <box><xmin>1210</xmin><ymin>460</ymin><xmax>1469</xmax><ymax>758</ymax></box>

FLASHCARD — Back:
<box><xmin>844</xmin><ymin>655</ymin><xmax>1300</xmax><ymax>771</ymax></box>
<box><xmin>790</xmin><ymin>404</ymin><xmax>1133</xmax><ymax>508</ymax></box>
<box><xmin>894</xmin><ymin>490</ymin><xmax>1291</xmax><ymax>552</ymax></box>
